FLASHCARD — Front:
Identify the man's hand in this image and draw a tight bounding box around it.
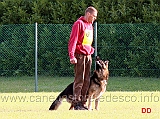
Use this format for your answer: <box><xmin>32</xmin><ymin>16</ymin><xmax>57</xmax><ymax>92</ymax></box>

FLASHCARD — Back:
<box><xmin>70</xmin><ymin>58</ymin><xmax>77</xmax><ymax>64</ymax></box>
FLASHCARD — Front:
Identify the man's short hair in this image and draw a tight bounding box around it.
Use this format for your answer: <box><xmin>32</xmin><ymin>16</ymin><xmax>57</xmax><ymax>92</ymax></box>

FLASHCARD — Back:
<box><xmin>85</xmin><ymin>6</ymin><xmax>97</xmax><ymax>14</ymax></box>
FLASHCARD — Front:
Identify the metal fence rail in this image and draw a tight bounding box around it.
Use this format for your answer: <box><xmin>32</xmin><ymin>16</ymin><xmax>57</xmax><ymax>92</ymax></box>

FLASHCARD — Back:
<box><xmin>0</xmin><ymin>23</ymin><xmax>159</xmax><ymax>78</ymax></box>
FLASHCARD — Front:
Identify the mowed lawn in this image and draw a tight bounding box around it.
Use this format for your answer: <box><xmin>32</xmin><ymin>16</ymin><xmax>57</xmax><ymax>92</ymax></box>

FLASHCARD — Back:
<box><xmin>0</xmin><ymin>76</ymin><xmax>159</xmax><ymax>92</ymax></box>
<box><xmin>0</xmin><ymin>76</ymin><xmax>160</xmax><ymax>119</ymax></box>
<box><xmin>0</xmin><ymin>92</ymin><xmax>159</xmax><ymax>119</ymax></box>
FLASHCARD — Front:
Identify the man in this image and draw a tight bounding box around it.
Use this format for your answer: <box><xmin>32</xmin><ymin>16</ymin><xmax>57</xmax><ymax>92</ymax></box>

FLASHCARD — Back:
<box><xmin>68</xmin><ymin>6</ymin><xmax>98</xmax><ymax>110</ymax></box>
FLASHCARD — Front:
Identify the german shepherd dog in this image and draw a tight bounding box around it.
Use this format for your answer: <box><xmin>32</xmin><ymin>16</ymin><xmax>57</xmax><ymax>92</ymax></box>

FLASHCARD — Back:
<box><xmin>49</xmin><ymin>56</ymin><xmax>109</xmax><ymax>110</ymax></box>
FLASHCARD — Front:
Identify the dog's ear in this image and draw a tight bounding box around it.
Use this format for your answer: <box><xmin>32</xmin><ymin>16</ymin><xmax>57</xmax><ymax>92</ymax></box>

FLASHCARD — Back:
<box><xmin>105</xmin><ymin>60</ymin><xmax>109</xmax><ymax>63</ymax></box>
<box><xmin>96</xmin><ymin>56</ymin><xmax>100</xmax><ymax>61</ymax></box>
<box><xmin>105</xmin><ymin>60</ymin><xmax>109</xmax><ymax>66</ymax></box>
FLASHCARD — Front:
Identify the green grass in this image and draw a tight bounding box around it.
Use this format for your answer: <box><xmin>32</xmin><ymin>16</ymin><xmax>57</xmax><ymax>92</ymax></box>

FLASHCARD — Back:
<box><xmin>107</xmin><ymin>77</ymin><xmax>160</xmax><ymax>91</ymax></box>
<box><xmin>0</xmin><ymin>92</ymin><xmax>159</xmax><ymax>119</ymax></box>
<box><xmin>0</xmin><ymin>76</ymin><xmax>160</xmax><ymax>119</ymax></box>
<box><xmin>0</xmin><ymin>76</ymin><xmax>159</xmax><ymax>92</ymax></box>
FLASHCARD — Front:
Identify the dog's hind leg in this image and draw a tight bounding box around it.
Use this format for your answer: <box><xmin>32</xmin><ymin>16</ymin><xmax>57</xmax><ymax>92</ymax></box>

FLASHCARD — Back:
<box><xmin>95</xmin><ymin>98</ymin><xmax>100</xmax><ymax>110</ymax></box>
<box><xmin>88</xmin><ymin>95</ymin><xmax>93</xmax><ymax>110</ymax></box>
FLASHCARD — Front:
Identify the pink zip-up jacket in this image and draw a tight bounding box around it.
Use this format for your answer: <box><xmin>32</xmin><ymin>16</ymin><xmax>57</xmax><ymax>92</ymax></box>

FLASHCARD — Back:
<box><xmin>68</xmin><ymin>16</ymin><xmax>94</xmax><ymax>59</ymax></box>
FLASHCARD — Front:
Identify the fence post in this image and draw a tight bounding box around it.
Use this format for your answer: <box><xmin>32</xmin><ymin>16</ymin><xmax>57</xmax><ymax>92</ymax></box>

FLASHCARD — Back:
<box><xmin>35</xmin><ymin>22</ymin><xmax>38</xmax><ymax>92</ymax></box>
<box><xmin>94</xmin><ymin>21</ymin><xmax>97</xmax><ymax>70</ymax></box>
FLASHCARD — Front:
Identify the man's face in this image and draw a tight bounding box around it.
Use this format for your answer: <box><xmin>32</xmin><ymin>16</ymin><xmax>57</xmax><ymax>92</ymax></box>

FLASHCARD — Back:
<box><xmin>88</xmin><ymin>11</ymin><xmax>97</xmax><ymax>23</ymax></box>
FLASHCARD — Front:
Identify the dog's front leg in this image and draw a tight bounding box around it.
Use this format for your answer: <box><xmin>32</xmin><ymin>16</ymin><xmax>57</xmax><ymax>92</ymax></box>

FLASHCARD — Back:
<box><xmin>95</xmin><ymin>98</ymin><xmax>100</xmax><ymax>110</ymax></box>
<box><xmin>88</xmin><ymin>95</ymin><xmax>93</xmax><ymax>110</ymax></box>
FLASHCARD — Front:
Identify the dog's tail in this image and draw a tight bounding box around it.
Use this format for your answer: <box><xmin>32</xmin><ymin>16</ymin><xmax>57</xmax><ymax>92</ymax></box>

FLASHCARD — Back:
<box><xmin>49</xmin><ymin>83</ymin><xmax>73</xmax><ymax>110</ymax></box>
<box><xmin>49</xmin><ymin>92</ymin><xmax>65</xmax><ymax>110</ymax></box>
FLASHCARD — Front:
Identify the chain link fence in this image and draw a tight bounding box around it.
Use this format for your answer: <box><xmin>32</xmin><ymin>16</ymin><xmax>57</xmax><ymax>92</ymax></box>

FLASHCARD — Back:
<box><xmin>0</xmin><ymin>23</ymin><xmax>159</xmax><ymax>77</ymax></box>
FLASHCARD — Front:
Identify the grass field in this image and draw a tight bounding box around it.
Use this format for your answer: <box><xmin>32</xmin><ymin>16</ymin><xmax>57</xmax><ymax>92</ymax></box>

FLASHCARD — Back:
<box><xmin>0</xmin><ymin>92</ymin><xmax>159</xmax><ymax>119</ymax></box>
<box><xmin>0</xmin><ymin>76</ymin><xmax>160</xmax><ymax>119</ymax></box>
<box><xmin>0</xmin><ymin>76</ymin><xmax>160</xmax><ymax>92</ymax></box>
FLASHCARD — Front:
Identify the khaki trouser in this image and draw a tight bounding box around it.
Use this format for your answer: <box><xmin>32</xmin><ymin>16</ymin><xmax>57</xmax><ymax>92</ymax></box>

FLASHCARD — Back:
<box><xmin>73</xmin><ymin>54</ymin><xmax>92</xmax><ymax>103</ymax></box>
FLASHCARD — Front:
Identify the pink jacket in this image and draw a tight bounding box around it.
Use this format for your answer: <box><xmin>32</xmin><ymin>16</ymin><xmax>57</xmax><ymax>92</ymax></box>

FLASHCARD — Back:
<box><xmin>68</xmin><ymin>16</ymin><xmax>94</xmax><ymax>59</ymax></box>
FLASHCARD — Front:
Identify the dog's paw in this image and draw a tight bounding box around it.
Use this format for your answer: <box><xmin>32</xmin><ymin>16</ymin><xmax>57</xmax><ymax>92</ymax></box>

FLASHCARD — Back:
<box><xmin>88</xmin><ymin>108</ymin><xmax>93</xmax><ymax>111</ymax></box>
<box><xmin>95</xmin><ymin>108</ymin><xmax>99</xmax><ymax>111</ymax></box>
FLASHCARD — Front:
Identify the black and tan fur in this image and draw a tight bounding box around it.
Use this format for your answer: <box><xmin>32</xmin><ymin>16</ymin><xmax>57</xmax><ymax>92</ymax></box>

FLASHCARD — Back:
<box><xmin>49</xmin><ymin>56</ymin><xmax>109</xmax><ymax>110</ymax></box>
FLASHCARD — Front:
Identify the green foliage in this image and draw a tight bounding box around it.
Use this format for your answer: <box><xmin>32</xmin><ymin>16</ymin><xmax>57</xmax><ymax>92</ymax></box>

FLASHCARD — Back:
<box><xmin>0</xmin><ymin>24</ymin><xmax>35</xmax><ymax>76</ymax></box>
<box><xmin>0</xmin><ymin>24</ymin><xmax>74</xmax><ymax>76</ymax></box>
<box><xmin>0</xmin><ymin>0</ymin><xmax>31</xmax><ymax>24</ymax></box>
<box><xmin>37</xmin><ymin>24</ymin><xmax>73</xmax><ymax>76</ymax></box>
<box><xmin>0</xmin><ymin>0</ymin><xmax>159</xmax><ymax>77</ymax></box>
<box><xmin>98</xmin><ymin>23</ymin><xmax>160</xmax><ymax>77</ymax></box>
<box><xmin>0</xmin><ymin>23</ymin><xmax>159</xmax><ymax>77</ymax></box>
<box><xmin>124</xmin><ymin>24</ymin><xmax>160</xmax><ymax>77</ymax></box>
<box><xmin>0</xmin><ymin>0</ymin><xmax>160</xmax><ymax>24</ymax></box>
